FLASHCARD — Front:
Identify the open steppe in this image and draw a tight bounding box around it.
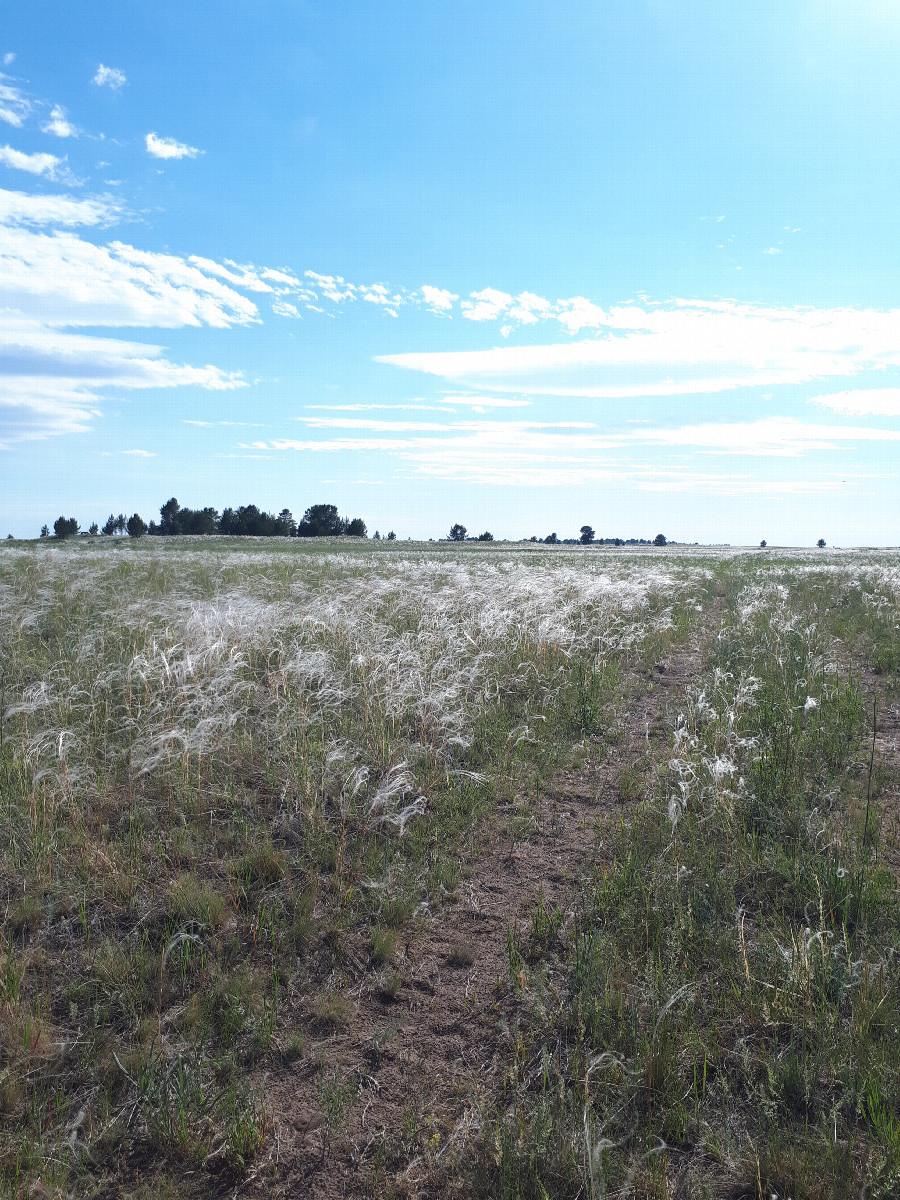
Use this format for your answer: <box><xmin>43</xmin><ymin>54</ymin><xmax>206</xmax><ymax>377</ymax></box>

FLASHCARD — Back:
<box><xmin>3</xmin><ymin>539</ymin><xmax>900</xmax><ymax>1198</ymax></box>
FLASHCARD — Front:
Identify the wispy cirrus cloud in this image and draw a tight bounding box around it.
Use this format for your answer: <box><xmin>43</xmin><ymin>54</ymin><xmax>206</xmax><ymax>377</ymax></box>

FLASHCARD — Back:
<box><xmin>1</xmin><ymin>226</ymin><xmax>260</xmax><ymax>328</ymax></box>
<box><xmin>290</xmin><ymin>416</ymin><xmax>591</xmax><ymax>434</ymax></box>
<box><xmin>379</xmin><ymin>301</ymin><xmax>900</xmax><ymax>398</ymax></box>
<box><xmin>0</xmin><ymin>322</ymin><xmax>245</xmax><ymax>448</ymax></box>
<box><xmin>307</xmin><ymin>393</ymin><xmax>530</xmax><ymax>412</ymax></box>
<box><xmin>188</xmin><ymin>256</ymin><xmax>281</xmax><ymax>293</ymax></box>
<box><xmin>0</xmin><ymin>74</ymin><xmax>30</xmax><ymax>126</ymax></box>
<box><xmin>272</xmin><ymin>414</ymin><xmax>900</xmax><ymax>458</ymax></box>
<box><xmin>0</xmin><ymin>187</ymin><xmax>251</xmax><ymax>446</ymax></box>
<box><xmin>630</xmin><ymin>416</ymin><xmax>900</xmax><ymax>456</ymax></box>
<box><xmin>0</xmin><ymin>187</ymin><xmax>121</xmax><ymax>226</ymax></box>
<box><xmin>246</xmin><ymin>413</ymin><xmax>900</xmax><ymax>495</ymax></box>
<box><xmin>145</xmin><ymin>132</ymin><xmax>202</xmax><ymax>160</ymax></box>
<box><xmin>182</xmin><ymin>419</ymin><xmax>263</xmax><ymax>427</ymax></box>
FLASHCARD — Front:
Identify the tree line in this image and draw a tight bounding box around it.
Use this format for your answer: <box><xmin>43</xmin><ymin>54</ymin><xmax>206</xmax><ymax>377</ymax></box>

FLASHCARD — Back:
<box><xmin>446</xmin><ymin>524</ymin><xmax>668</xmax><ymax>546</ymax></box>
<box><xmin>42</xmin><ymin>501</ymin><xmax>375</xmax><ymax>540</ymax></box>
<box><xmin>38</xmin><ymin>503</ymin><xmax>678</xmax><ymax>546</ymax></box>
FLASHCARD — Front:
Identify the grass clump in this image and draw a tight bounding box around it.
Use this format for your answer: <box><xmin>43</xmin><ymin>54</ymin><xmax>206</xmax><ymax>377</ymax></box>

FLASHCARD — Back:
<box><xmin>313</xmin><ymin>990</ymin><xmax>354</xmax><ymax>1029</ymax></box>
<box><xmin>467</xmin><ymin>559</ymin><xmax>900</xmax><ymax>1200</ymax></box>
<box><xmin>0</xmin><ymin>537</ymin><xmax>718</xmax><ymax>1193</ymax></box>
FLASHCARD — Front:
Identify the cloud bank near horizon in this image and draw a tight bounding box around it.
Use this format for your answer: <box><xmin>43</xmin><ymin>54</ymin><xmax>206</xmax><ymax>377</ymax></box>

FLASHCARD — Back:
<box><xmin>239</xmin><ymin>414</ymin><xmax>898</xmax><ymax>495</ymax></box>
<box><xmin>0</xmin><ymin>188</ymin><xmax>249</xmax><ymax>447</ymax></box>
<box><xmin>3</xmin><ymin>174</ymin><xmax>900</xmax><ymax>473</ymax></box>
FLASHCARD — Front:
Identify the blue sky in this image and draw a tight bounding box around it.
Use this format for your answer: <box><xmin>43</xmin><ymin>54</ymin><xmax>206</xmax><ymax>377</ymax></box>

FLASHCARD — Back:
<box><xmin>3</xmin><ymin>0</ymin><xmax>900</xmax><ymax>543</ymax></box>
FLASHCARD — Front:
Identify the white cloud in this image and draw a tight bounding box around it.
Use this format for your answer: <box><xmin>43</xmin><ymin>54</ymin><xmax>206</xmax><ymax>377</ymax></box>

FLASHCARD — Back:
<box><xmin>273</xmin><ymin>300</ymin><xmax>302</xmax><ymax>318</ymax></box>
<box><xmin>292</xmin><ymin>415</ymin><xmax>590</xmax><ymax>434</ymax></box>
<box><xmin>0</xmin><ymin>186</ymin><xmax>121</xmax><ymax>226</ymax></box>
<box><xmin>507</xmin><ymin>291</ymin><xmax>553</xmax><ymax>326</ymax></box>
<box><xmin>0</xmin><ymin>329</ymin><xmax>243</xmax><ymax>448</ymax></box>
<box><xmin>145</xmin><ymin>132</ymin><xmax>201</xmax><ymax>160</ymax></box>
<box><xmin>810</xmin><ymin>388</ymin><xmax>900</xmax><ymax>417</ymax></box>
<box><xmin>244</xmin><ymin>407</ymin><xmax>900</xmax><ymax>499</ymax></box>
<box><xmin>0</xmin><ymin>75</ymin><xmax>30</xmax><ymax>126</ymax></box>
<box><xmin>285</xmin><ymin>411</ymin><xmax>900</xmax><ymax>458</ymax></box>
<box><xmin>631</xmin><ymin>416</ymin><xmax>900</xmax><ymax>457</ymax></box>
<box><xmin>3</xmin><ymin>55</ymin><xmax>14</xmax><ymax>67</ymax></box>
<box><xmin>0</xmin><ymin>145</ymin><xmax>63</xmax><ymax>177</ymax></box>
<box><xmin>188</xmin><ymin>255</ymin><xmax>274</xmax><ymax>292</ymax></box>
<box><xmin>262</xmin><ymin>266</ymin><xmax>303</xmax><ymax>286</ymax></box>
<box><xmin>182</xmin><ymin>419</ymin><xmax>262</xmax><ymax>427</ymax></box>
<box><xmin>762</xmin><ymin>246</ymin><xmax>781</xmax><ymax>255</ymax></box>
<box><xmin>420</xmin><ymin>284</ymin><xmax>457</xmax><ymax>313</ymax></box>
<box><xmin>0</xmin><ymin>190</ymin><xmax>258</xmax><ymax>446</ymax></box>
<box><xmin>93</xmin><ymin>64</ymin><xmax>126</xmax><ymax>89</ymax></box>
<box><xmin>42</xmin><ymin>105</ymin><xmax>77</xmax><ymax>138</ymax></box>
<box><xmin>120</xmin><ymin>448</ymin><xmax>155</xmax><ymax>457</ymax></box>
<box><xmin>304</xmin><ymin>271</ymin><xmax>357</xmax><ymax>302</ymax></box>
<box><xmin>554</xmin><ymin>296</ymin><xmax>610</xmax><ymax>333</ymax></box>
<box><xmin>0</xmin><ymin>225</ymin><xmax>260</xmax><ymax>329</ymax></box>
<box><xmin>360</xmin><ymin>283</ymin><xmax>402</xmax><ymax>315</ymax></box>
<box><xmin>440</xmin><ymin>393</ymin><xmax>530</xmax><ymax>409</ymax></box>
<box><xmin>259</xmin><ymin>424</ymin><xmax>852</xmax><ymax>494</ymax></box>
<box><xmin>636</xmin><ymin>476</ymin><xmax>843</xmax><ymax>495</ymax></box>
<box><xmin>378</xmin><ymin>300</ymin><xmax>900</xmax><ymax>398</ymax></box>
<box><xmin>461</xmin><ymin>287</ymin><xmax>513</xmax><ymax>322</ymax></box>
<box><xmin>308</xmin><ymin>403</ymin><xmax>456</xmax><ymax>412</ymax></box>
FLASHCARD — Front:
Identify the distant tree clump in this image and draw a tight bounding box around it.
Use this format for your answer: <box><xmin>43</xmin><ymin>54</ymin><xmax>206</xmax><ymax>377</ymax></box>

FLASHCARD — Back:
<box><xmin>580</xmin><ymin>525</ymin><xmax>595</xmax><ymax>544</ymax></box>
<box><xmin>298</xmin><ymin>504</ymin><xmax>343</xmax><ymax>537</ymax></box>
<box><xmin>88</xmin><ymin>522</ymin><xmax>99</xmax><ymax>536</ymax></box>
<box><xmin>295</xmin><ymin>504</ymin><xmax>365</xmax><ymax>538</ymax></box>
<box><xmin>40</xmin><ymin>525</ymin><xmax>49</xmax><ymax>538</ymax></box>
<box><xmin>448</xmin><ymin>523</ymin><xmax>467</xmax><ymax>542</ymax></box>
<box><xmin>53</xmin><ymin>516</ymin><xmax>79</xmax><ymax>540</ymax></box>
<box><xmin>760</xmin><ymin>540</ymin><xmax>767</xmax><ymax>548</ymax></box>
<box><xmin>477</xmin><ymin>531</ymin><xmax>494</xmax><ymax>541</ymax></box>
<box><xmin>101</xmin><ymin>513</ymin><xmax>126</xmax><ymax>536</ymax></box>
<box><xmin>387</xmin><ymin>531</ymin><xmax>396</xmax><ymax>541</ymax></box>
<box><xmin>277</xmin><ymin>509</ymin><xmax>297</xmax><ymax>537</ymax></box>
<box><xmin>544</xmin><ymin>532</ymin><xmax>559</xmax><ymax>545</ymax></box>
<box><xmin>44</xmin><ymin>498</ymin><xmax>368</xmax><ymax>540</ymax></box>
<box><xmin>220</xmin><ymin>504</ymin><xmax>288</xmax><ymax>537</ymax></box>
<box><xmin>654</xmin><ymin>533</ymin><xmax>667</xmax><ymax>546</ymax></box>
<box><xmin>158</xmin><ymin>498</ymin><xmax>220</xmax><ymax>536</ymax></box>
<box><xmin>817</xmin><ymin>538</ymin><xmax>826</xmax><ymax>548</ymax></box>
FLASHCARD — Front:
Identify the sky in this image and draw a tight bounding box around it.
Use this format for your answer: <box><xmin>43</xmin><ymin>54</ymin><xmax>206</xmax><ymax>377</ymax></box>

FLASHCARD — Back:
<box><xmin>3</xmin><ymin>0</ymin><xmax>900</xmax><ymax>544</ymax></box>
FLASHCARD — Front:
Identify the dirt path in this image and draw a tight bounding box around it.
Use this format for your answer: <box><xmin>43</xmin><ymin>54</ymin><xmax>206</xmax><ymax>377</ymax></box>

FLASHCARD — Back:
<box><xmin>241</xmin><ymin>608</ymin><xmax>723</xmax><ymax>1199</ymax></box>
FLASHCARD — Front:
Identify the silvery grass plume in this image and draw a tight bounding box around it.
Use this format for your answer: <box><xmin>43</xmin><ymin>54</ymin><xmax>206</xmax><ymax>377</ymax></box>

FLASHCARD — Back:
<box><xmin>0</xmin><ymin>544</ymin><xmax>707</xmax><ymax>833</ymax></box>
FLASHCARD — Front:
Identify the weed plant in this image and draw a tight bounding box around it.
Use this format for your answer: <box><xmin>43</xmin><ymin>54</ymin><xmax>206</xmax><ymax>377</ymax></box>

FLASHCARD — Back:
<box><xmin>469</xmin><ymin>556</ymin><xmax>900</xmax><ymax>1200</ymax></box>
<box><xmin>0</xmin><ymin>539</ymin><xmax>700</xmax><ymax>1193</ymax></box>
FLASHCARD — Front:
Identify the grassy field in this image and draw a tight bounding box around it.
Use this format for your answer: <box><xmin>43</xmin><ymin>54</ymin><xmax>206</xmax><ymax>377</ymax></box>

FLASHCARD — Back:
<box><xmin>1</xmin><ymin>538</ymin><xmax>899</xmax><ymax>1198</ymax></box>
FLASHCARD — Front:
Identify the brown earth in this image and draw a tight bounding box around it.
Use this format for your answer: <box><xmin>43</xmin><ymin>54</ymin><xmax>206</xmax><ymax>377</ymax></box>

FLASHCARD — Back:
<box><xmin>224</xmin><ymin>619</ymin><xmax>721</xmax><ymax>1200</ymax></box>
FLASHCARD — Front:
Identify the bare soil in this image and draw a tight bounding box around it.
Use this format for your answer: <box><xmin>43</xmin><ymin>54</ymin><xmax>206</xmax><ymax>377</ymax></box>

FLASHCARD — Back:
<box><xmin>231</xmin><ymin>625</ymin><xmax>718</xmax><ymax>1200</ymax></box>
